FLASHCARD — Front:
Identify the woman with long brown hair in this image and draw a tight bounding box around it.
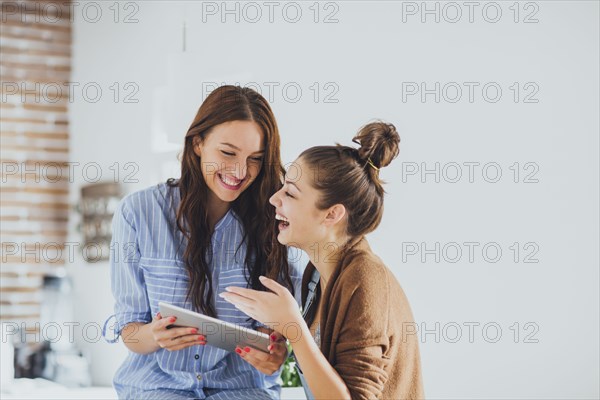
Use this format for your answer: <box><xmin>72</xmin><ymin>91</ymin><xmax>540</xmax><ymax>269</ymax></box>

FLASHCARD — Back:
<box><xmin>104</xmin><ymin>86</ymin><xmax>304</xmax><ymax>399</ymax></box>
<box><xmin>222</xmin><ymin>121</ymin><xmax>425</xmax><ymax>399</ymax></box>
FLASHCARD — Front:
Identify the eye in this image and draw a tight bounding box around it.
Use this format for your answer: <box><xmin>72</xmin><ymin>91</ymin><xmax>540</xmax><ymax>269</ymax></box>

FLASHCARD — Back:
<box><xmin>251</xmin><ymin>157</ymin><xmax>263</xmax><ymax>162</ymax></box>
<box><xmin>285</xmin><ymin>192</ymin><xmax>294</xmax><ymax>198</ymax></box>
<box><xmin>221</xmin><ymin>151</ymin><xmax>235</xmax><ymax>156</ymax></box>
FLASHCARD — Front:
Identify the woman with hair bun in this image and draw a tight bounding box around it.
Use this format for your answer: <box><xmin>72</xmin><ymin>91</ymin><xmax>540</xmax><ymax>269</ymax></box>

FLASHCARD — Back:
<box><xmin>222</xmin><ymin>121</ymin><xmax>425</xmax><ymax>399</ymax></box>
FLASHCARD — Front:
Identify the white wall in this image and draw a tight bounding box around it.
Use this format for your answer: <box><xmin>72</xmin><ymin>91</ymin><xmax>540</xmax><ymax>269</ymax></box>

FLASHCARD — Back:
<box><xmin>70</xmin><ymin>1</ymin><xmax>599</xmax><ymax>397</ymax></box>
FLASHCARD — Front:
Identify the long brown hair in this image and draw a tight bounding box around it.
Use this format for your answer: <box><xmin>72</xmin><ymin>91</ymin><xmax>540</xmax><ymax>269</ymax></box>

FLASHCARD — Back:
<box><xmin>300</xmin><ymin>121</ymin><xmax>400</xmax><ymax>325</ymax></box>
<box><xmin>166</xmin><ymin>85</ymin><xmax>293</xmax><ymax>317</ymax></box>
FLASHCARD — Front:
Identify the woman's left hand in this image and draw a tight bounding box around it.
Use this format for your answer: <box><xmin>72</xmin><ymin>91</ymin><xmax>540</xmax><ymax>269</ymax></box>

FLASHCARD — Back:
<box><xmin>219</xmin><ymin>276</ymin><xmax>303</xmax><ymax>336</ymax></box>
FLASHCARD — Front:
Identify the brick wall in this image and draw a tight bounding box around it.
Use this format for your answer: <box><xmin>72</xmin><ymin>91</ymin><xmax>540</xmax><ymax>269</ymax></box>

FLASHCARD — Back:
<box><xmin>1</xmin><ymin>0</ymin><xmax>72</xmax><ymax>334</ymax></box>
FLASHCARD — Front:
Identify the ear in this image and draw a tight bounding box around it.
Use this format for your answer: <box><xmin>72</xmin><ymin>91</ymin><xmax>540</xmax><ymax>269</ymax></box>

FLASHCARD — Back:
<box><xmin>192</xmin><ymin>136</ymin><xmax>203</xmax><ymax>157</ymax></box>
<box><xmin>323</xmin><ymin>204</ymin><xmax>346</xmax><ymax>227</ymax></box>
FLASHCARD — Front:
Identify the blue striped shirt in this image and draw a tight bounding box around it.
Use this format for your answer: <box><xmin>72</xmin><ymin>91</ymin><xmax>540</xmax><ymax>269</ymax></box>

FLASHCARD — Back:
<box><xmin>105</xmin><ymin>182</ymin><xmax>306</xmax><ymax>399</ymax></box>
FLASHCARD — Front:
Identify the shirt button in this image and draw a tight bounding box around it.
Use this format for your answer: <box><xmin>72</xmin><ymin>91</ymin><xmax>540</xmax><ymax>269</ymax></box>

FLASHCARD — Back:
<box><xmin>196</xmin><ymin>374</ymin><xmax>202</xmax><ymax>381</ymax></box>
<box><xmin>194</xmin><ymin>354</ymin><xmax>199</xmax><ymax>360</ymax></box>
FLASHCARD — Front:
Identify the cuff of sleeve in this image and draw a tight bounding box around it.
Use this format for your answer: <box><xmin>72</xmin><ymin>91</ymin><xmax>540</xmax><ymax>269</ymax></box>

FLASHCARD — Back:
<box><xmin>102</xmin><ymin>314</ymin><xmax>150</xmax><ymax>343</ymax></box>
<box><xmin>102</xmin><ymin>314</ymin><xmax>120</xmax><ymax>343</ymax></box>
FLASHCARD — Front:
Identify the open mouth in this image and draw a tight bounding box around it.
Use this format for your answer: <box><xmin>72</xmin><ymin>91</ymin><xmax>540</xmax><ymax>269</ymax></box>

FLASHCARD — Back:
<box><xmin>218</xmin><ymin>173</ymin><xmax>244</xmax><ymax>190</ymax></box>
<box><xmin>275</xmin><ymin>213</ymin><xmax>290</xmax><ymax>230</ymax></box>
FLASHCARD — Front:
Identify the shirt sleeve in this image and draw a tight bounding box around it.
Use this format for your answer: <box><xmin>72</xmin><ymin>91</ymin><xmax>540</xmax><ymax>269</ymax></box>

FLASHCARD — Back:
<box><xmin>333</xmin><ymin>266</ymin><xmax>391</xmax><ymax>400</ymax></box>
<box><xmin>106</xmin><ymin>196</ymin><xmax>152</xmax><ymax>340</ymax></box>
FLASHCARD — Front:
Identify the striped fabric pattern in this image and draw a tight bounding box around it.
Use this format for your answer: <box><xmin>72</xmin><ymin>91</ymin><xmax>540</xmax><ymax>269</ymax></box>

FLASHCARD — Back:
<box><xmin>107</xmin><ymin>182</ymin><xmax>305</xmax><ymax>399</ymax></box>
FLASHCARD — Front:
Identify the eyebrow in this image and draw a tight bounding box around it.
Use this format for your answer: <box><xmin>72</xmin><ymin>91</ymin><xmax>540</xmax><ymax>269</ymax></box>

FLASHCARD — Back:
<box><xmin>285</xmin><ymin>180</ymin><xmax>301</xmax><ymax>193</ymax></box>
<box><xmin>221</xmin><ymin>142</ymin><xmax>264</xmax><ymax>155</ymax></box>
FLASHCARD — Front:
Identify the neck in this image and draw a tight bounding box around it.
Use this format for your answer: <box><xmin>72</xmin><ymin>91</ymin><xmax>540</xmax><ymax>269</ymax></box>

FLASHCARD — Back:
<box><xmin>305</xmin><ymin>235</ymin><xmax>350</xmax><ymax>292</ymax></box>
<box><xmin>206</xmin><ymin>191</ymin><xmax>230</xmax><ymax>231</ymax></box>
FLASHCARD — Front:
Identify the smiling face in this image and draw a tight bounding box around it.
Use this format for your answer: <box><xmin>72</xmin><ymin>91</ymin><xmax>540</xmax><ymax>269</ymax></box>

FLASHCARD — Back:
<box><xmin>269</xmin><ymin>157</ymin><xmax>346</xmax><ymax>251</ymax></box>
<box><xmin>193</xmin><ymin>120</ymin><xmax>264</xmax><ymax>204</ymax></box>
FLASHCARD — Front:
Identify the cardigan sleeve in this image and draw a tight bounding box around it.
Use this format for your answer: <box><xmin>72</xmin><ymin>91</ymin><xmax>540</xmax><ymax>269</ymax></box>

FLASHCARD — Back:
<box><xmin>332</xmin><ymin>264</ymin><xmax>391</xmax><ymax>400</ymax></box>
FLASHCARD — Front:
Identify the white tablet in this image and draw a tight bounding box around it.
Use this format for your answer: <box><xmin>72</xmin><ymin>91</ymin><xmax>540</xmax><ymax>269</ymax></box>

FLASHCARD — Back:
<box><xmin>158</xmin><ymin>302</ymin><xmax>271</xmax><ymax>353</ymax></box>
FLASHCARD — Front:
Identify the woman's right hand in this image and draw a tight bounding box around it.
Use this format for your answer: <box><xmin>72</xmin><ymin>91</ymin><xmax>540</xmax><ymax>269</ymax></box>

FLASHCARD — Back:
<box><xmin>150</xmin><ymin>312</ymin><xmax>207</xmax><ymax>351</ymax></box>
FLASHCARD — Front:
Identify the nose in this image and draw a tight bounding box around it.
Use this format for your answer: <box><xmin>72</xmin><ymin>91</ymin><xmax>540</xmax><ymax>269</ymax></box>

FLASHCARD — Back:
<box><xmin>225</xmin><ymin>162</ymin><xmax>247</xmax><ymax>181</ymax></box>
<box><xmin>269</xmin><ymin>189</ymin><xmax>282</xmax><ymax>207</ymax></box>
<box><xmin>234</xmin><ymin>169</ymin><xmax>246</xmax><ymax>181</ymax></box>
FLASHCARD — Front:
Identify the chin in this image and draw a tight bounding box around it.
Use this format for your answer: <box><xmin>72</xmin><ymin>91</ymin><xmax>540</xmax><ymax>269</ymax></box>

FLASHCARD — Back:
<box><xmin>276</xmin><ymin>231</ymin><xmax>290</xmax><ymax>245</ymax></box>
<box><xmin>219</xmin><ymin>191</ymin><xmax>241</xmax><ymax>202</ymax></box>
<box><xmin>213</xmin><ymin>182</ymin><xmax>247</xmax><ymax>202</ymax></box>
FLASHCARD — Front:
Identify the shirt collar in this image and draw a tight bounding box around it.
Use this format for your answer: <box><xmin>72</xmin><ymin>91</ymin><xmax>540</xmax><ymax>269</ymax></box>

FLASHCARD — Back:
<box><xmin>214</xmin><ymin>208</ymin><xmax>235</xmax><ymax>231</ymax></box>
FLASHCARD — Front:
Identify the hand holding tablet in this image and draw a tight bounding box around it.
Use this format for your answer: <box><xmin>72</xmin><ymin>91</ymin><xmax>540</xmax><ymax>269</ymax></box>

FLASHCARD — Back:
<box><xmin>158</xmin><ymin>302</ymin><xmax>271</xmax><ymax>354</ymax></box>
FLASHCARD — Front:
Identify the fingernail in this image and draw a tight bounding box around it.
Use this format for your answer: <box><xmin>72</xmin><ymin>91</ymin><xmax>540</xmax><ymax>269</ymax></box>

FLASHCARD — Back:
<box><xmin>268</xmin><ymin>344</ymin><xmax>273</xmax><ymax>351</ymax></box>
<box><xmin>244</xmin><ymin>347</ymin><xmax>251</xmax><ymax>352</ymax></box>
<box><xmin>198</xmin><ymin>335</ymin><xmax>204</xmax><ymax>340</ymax></box>
<box><xmin>191</xmin><ymin>328</ymin><xmax>198</xmax><ymax>334</ymax></box>
<box><xmin>218</xmin><ymin>293</ymin><xmax>225</xmax><ymax>298</ymax></box>
<box><xmin>259</xmin><ymin>276</ymin><xmax>266</xmax><ymax>281</ymax></box>
<box><xmin>170</xmin><ymin>317</ymin><xmax>176</xmax><ymax>322</ymax></box>
<box><xmin>235</xmin><ymin>348</ymin><xmax>242</xmax><ymax>354</ymax></box>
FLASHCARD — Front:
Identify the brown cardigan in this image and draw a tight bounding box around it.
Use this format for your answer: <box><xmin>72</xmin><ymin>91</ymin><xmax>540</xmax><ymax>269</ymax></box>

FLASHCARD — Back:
<box><xmin>301</xmin><ymin>237</ymin><xmax>425</xmax><ymax>400</ymax></box>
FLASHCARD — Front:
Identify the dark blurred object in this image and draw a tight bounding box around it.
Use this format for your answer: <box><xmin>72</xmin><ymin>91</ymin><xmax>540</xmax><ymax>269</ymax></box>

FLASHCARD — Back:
<box><xmin>13</xmin><ymin>340</ymin><xmax>91</xmax><ymax>387</ymax></box>
<box><xmin>77</xmin><ymin>182</ymin><xmax>122</xmax><ymax>262</ymax></box>
<box><xmin>13</xmin><ymin>341</ymin><xmax>51</xmax><ymax>379</ymax></box>
<box><xmin>41</xmin><ymin>275</ymin><xmax>73</xmax><ymax>351</ymax></box>
<box><xmin>11</xmin><ymin>275</ymin><xmax>92</xmax><ymax>387</ymax></box>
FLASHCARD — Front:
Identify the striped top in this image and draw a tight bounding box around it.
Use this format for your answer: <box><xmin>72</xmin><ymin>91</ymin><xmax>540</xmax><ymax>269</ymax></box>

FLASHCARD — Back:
<box><xmin>105</xmin><ymin>182</ymin><xmax>306</xmax><ymax>399</ymax></box>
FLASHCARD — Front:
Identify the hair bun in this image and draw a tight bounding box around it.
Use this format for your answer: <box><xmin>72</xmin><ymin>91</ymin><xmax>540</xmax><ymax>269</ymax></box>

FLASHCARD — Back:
<box><xmin>352</xmin><ymin>121</ymin><xmax>400</xmax><ymax>169</ymax></box>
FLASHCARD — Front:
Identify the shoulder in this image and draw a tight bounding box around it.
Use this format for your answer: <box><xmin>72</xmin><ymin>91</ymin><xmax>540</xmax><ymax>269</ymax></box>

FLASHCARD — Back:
<box><xmin>337</xmin><ymin>240</ymin><xmax>417</xmax><ymax>323</ymax></box>
<box><xmin>112</xmin><ymin>183</ymin><xmax>179</xmax><ymax>238</ymax></box>
<box><xmin>337</xmin><ymin>240</ymin><xmax>391</xmax><ymax>293</ymax></box>
<box><xmin>333</xmin><ymin>238</ymin><xmax>415</xmax><ymax>317</ymax></box>
<box><xmin>118</xmin><ymin>182</ymin><xmax>173</xmax><ymax>219</ymax></box>
<box><xmin>332</xmin><ymin>239</ymin><xmax>416</xmax><ymax>325</ymax></box>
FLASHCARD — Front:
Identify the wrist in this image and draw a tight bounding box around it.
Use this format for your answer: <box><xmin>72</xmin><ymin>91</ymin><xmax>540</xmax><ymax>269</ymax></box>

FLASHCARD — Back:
<box><xmin>283</xmin><ymin>312</ymin><xmax>305</xmax><ymax>338</ymax></box>
<box><xmin>290</xmin><ymin>321</ymin><xmax>313</xmax><ymax>350</ymax></box>
<box><xmin>142</xmin><ymin>322</ymin><xmax>161</xmax><ymax>352</ymax></box>
<box><xmin>121</xmin><ymin>321</ymin><xmax>160</xmax><ymax>354</ymax></box>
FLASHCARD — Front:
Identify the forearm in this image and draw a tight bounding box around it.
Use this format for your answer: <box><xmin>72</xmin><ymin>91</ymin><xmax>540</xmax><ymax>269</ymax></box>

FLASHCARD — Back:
<box><xmin>121</xmin><ymin>322</ymin><xmax>160</xmax><ymax>354</ymax></box>
<box><xmin>291</xmin><ymin>323</ymin><xmax>351</xmax><ymax>399</ymax></box>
